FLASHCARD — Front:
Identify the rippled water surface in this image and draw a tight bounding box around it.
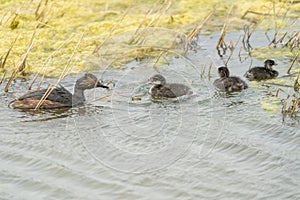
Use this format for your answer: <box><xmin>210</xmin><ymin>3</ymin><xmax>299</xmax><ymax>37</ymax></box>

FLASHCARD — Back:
<box><xmin>1</xmin><ymin>31</ymin><xmax>300</xmax><ymax>199</ymax></box>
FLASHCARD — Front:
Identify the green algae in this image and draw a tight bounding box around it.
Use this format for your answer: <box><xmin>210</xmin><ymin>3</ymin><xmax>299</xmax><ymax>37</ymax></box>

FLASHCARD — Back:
<box><xmin>261</xmin><ymin>95</ymin><xmax>281</xmax><ymax>112</ymax></box>
<box><xmin>251</xmin><ymin>45</ymin><xmax>300</xmax><ymax>60</ymax></box>
<box><xmin>0</xmin><ymin>0</ymin><xmax>299</xmax><ymax>77</ymax></box>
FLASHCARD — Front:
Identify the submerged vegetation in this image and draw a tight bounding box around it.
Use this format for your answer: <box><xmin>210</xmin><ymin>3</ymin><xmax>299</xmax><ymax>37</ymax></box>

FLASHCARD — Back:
<box><xmin>0</xmin><ymin>0</ymin><xmax>300</xmax><ymax>117</ymax></box>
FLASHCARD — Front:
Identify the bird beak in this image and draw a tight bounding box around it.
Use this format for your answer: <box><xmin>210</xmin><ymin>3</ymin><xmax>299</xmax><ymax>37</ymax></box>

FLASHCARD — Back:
<box><xmin>96</xmin><ymin>81</ymin><xmax>109</xmax><ymax>89</ymax></box>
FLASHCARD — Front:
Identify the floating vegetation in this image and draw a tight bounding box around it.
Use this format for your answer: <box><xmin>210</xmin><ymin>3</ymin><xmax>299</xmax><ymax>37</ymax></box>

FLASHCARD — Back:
<box><xmin>251</xmin><ymin>30</ymin><xmax>300</xmax><ymax>59</ymax></box>
<box><xmin>1</xmin><ymin>0</ymin><xmax>300</xmax><ymax>78</ymax></box>
<box><xmin>261</xmin><ymin>95</ymin><xmax>281</xmax><ymax>112</ymax></box>
<box><xmin>92</xmin><ymin>27</ymin><xmax>187</xmax><ymax>68</ymax></box>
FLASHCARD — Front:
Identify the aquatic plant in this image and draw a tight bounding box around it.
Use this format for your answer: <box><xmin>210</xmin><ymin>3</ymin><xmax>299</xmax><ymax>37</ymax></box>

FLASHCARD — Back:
<box><xmin>1</xmin><ymin>0</ymin><xmax>299</xmax><ymax>78</ymax></box>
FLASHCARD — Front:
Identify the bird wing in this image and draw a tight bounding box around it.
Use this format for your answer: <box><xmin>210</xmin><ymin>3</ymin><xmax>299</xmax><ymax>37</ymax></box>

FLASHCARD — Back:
<box><xmin>246</xmin><ymin>67</ymin><xmax>269</xmax><ymax>80</ymax></box>
<box><xmin>229</xmin><ymin>77</ymin><xmax>248</xmax><ymax>89</ymax></box>
<box><xmin>17</xmin><ymin>86</ymin><xmax>72</xmax><ymax>103</ymax></box>
<box><xmin>167</xmin><ymin>84</ymin><xmax>192</xmax><ymax>97</ymax></box>
<box><xmin>155</xmin><ymin>85</ymin><xmax>177</xmax><ymax>98</ymax></box>
<box><xmin>215</xmin><ymin>77</ymin><xmax>247</xmax><ymax>91</ymax></box>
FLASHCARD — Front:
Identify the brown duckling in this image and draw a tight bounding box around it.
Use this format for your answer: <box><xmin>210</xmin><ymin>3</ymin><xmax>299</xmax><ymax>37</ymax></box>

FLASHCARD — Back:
<box><xmin>244</xmin><ymin>59</ymin><xmax>278</xmax><ymax>81</ymax></box>
<box><xmin>214</xmin><ymin>67</ymin><xmax>248</xmax><ymax>92</ymax></box>
<box><xmin>148</xmin><ymin>74</ymin><xmax>192</xmax><ymax>98</ymax></box>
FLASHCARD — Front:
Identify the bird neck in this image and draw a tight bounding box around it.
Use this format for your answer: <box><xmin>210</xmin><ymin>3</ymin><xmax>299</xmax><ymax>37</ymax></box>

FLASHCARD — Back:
<box><xmin>72</xmin><ymin>87</ymin><xmax>85</xmax><ymax>106</ymax></box>
<box><xmin>265</xmin><ymin>64</ymin><xmax>273</xmax><ymax>70</ymax></box>
<box><xmin>220</xmin><ymin>74</ymin><xmax>229</xmax><ymax>78</ymax></box>
<box><xmin>150</xmin><ymin>84</ymin><xmax>162</xmax><ymax>92</ymax></box>
<box><xmin>154</xmin><ymin>84</ymin><xmax>164</xmax><ymax>88</ymax></box>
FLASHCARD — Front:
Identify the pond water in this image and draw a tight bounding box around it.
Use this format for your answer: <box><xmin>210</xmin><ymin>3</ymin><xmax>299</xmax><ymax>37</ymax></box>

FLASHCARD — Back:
<box><xmin>0</xmin><ymin>30</ymin><xmax>299</xmax><ymax>199</ymax></box>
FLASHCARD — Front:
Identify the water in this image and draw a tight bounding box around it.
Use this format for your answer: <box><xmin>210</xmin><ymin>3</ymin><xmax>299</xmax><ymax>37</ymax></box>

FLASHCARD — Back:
<box><xmin>0</xmin><ymin>30</ymin><xmax>299</xmax><ymax>199</ymax></box>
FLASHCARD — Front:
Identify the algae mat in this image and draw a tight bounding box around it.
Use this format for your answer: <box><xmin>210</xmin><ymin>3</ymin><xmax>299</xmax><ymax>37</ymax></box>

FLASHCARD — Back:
<box><xmin>0</xmin><ymin>0</ymin><xmax>299</xmax><ymax>77</ymax></box>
